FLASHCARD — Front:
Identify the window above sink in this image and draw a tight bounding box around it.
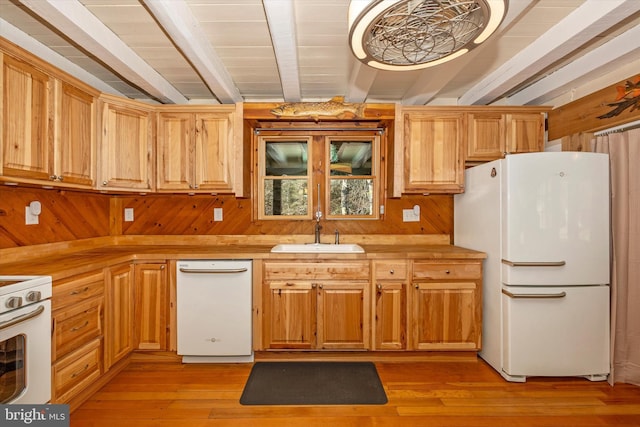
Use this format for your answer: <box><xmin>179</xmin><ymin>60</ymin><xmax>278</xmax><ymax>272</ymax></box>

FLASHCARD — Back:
<box><xmin>256</xmin><ymin>130</ymin><xmax>382</xmax><ymax>221</ymax></box>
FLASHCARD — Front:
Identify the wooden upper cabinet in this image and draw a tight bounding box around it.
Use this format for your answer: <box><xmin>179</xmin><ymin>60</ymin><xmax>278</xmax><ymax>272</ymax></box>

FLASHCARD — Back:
<box><xmin>401</xmin><ymin>110</ymin><xmax>465</xmax><ymax>194</ymax></box>
<box><xmin>466</xmin><ymin>110</ymin><xmax>547</xmax><ymax>162</ymax></box>
<box><xmin>506</xmin><ymin>112</ymin><xmax>545</xmax><ymax>154</ymax></box>
<box><xmin>56</xmin><ymin>81</ymin><xmax>96</xmax><ymax>187</ymax></box>
<box><xmin>1</xmin><ymin>53</ymin><xmax>98</xmax><ymax>188</ymax></box>
<box><xmin>97</xmin><ymin>95</ymin><xmax>155</xmax><ymax>192</ymax></box>
<box><xmin>466</xmin><ymin>112</ymin><xmax>505</xmax><ymax>161</ymax></box>
<box><xmin>1</xmin><ymin>54</ymin><xmax>53</xmax><ymax>182</ymax></box>
<box><xmin>156</xmin><ymin>106</ymin><xmax>240</xmax><ymax>194</ymax></box>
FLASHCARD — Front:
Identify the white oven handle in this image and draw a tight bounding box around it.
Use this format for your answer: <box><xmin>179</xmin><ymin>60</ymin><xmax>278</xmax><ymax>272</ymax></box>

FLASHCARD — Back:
<box><xmin>0</xmin><ymin>305</ymin><xmax>45</xmax><ymax>331</ymax></box>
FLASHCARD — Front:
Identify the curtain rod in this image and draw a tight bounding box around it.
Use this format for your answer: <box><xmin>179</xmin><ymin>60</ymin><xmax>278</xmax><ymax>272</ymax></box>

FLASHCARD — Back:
<box><xmin>594</xmin><ymin>119</ymin><xmax>640</xmax><ymax>136</ymax></box>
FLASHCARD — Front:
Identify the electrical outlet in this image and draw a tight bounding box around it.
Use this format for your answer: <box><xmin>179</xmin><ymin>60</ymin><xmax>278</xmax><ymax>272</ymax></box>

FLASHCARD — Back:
<box><xmin>213</xmin><ymin>208</ymin><xmax>223</xmax><ymax>221</ymax></box>
<box><xmin>124</xmin><ymin>208</ymin><xmax>134</xmax><ymax>222</ymax></box>
<box><xmin>402</xmin><ymin>208</ymin><xmax>420</xmax><ymax>222</ymax></box>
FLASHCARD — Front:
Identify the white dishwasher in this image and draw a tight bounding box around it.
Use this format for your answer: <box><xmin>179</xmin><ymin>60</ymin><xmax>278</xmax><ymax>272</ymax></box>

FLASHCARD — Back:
<box><xmin>176</xmin><ymin>259</ymin><xmax>253</xmax><ymax>363</ymax></box>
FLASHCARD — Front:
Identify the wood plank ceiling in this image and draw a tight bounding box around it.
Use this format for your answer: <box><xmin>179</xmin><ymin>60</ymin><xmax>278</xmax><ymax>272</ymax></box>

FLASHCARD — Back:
<box><xmin>0</xmin><ymin>0</ymin><xmax>639</xmax><ymax>106</ymax></box>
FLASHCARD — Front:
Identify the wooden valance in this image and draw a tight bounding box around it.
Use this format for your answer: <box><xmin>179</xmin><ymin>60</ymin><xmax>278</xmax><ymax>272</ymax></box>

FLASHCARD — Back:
<box><xmin>548</xmin><ymin>75</ymin><xmax>640</xmax><ymax>141</ymax></box>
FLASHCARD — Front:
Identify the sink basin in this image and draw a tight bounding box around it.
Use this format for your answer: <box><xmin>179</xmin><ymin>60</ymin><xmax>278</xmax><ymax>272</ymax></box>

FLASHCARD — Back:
<box><xmin>270</xmin><ymin>243</ymin><xmax>365</xmax><ymax>253</ymax></box>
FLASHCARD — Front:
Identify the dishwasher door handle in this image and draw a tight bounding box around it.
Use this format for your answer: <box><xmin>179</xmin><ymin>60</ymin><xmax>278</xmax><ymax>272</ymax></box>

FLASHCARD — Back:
<box><xmin>179</xmin><ymin>268</ymin><xmax>249</xmax><ymax>274</ymax></box>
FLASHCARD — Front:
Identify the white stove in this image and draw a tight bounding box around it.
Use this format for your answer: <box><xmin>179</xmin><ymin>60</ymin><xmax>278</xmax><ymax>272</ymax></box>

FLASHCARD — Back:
<box><xmin>0</xmin><ymin>275</ymin><xmax>52</xmax><ymax>404</ymax></box>
<box><xmin>0</xmin><ymin>275</ymin><xmax>52</xmax><ymax>314</ymax></box>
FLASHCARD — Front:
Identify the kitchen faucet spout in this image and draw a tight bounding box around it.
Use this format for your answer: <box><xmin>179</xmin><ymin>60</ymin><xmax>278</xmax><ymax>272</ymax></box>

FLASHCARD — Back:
<box><xmin>314</xmin><ymin>221</ymin><xmax>322</xmax><ymax>244</ymax></box>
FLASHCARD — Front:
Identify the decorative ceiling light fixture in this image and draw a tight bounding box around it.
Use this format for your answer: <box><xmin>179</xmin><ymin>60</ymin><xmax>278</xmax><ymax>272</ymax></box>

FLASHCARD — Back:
<box><xmin>348</xmin><ymin>0</ymin><xmax>507</xmax><ymax>71</ymax></box>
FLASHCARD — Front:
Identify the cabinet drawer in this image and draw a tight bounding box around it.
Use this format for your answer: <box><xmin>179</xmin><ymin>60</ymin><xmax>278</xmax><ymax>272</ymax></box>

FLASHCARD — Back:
<box><xmin>264</xmin><ymin>261</ymin><xmax>370</xmax><ymax>281</ymax></box>
<box><xmin>53</xmin><ymin>338</ymin><xmax>102</xmax><ymax>404</ymax></box>
<box><xmin>373</xmin><ymin>260</ymin><xmax>407</xmax><ymax>280</ymax></box>
<box><xmin>412</xmin><ymin>261</ymin><xmax>481</xmax><ymax>280</ymax></box>
<box><xmin>53</xmin><ymin>297</ymin><xmax>103</xmax><ymax>361</ymax></box>
<box><xmin>53</xmin><ymin>272</ymin><xmax>104</xmax><ymax>309</ymax></box>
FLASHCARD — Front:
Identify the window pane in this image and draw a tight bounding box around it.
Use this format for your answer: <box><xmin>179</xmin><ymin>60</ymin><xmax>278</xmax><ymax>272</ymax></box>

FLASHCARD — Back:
<box><xmin>265</xmin><ymin>141</ymin><xmax>308</xmax><ymax>176</ymax></box>
<box><xmin>329</xmin><ymin>179</ymin><xmax>373</xmax><ymax>216</ymax></box>
<box><xmin>264</xmin><ymin>179</ymin><xmax>308</xmax><ymax>216</ymax></box>
<box><xmin>329</xmin><ymin>141</ymin><xmax>372</xmax><ymax>176</ymax></box>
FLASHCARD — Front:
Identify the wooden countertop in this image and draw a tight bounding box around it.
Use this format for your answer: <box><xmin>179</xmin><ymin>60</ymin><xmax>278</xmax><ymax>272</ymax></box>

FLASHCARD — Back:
<box><xmin>0</xmin><ymin>236</ymin><xmax>486</xmax><ymax>280</ymax></box>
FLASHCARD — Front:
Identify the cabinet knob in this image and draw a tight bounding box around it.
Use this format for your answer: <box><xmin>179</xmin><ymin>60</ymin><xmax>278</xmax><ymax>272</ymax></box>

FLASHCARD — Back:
<box><xmin>49</xmin><ymin>175</ymin><xmax>57</xmax><ymax>181</ymax></box>
<box><xmin>102</xmin><ymin>181</ymin><xmax>108</xmax><ymax>186</ymax></box>
<box><xmin>377</xmin><ymin>284</ymin><xmax>382</xmax><ymax>290</ymax></box>
<box><xmin>389</xmin><ymin>269</ymin><xmax>394</xmax><ymax>275</ymax></box>
<box><xmin>57</xmin><ymin>175</ymin><xmax>64</xmax><ymax>182</ymax></box>
<box><xmin>160</xmin><ymin>265</ymin><xmax>165</xmax><ymax>270</ymax></box>
<box><xmin>445</xmin><ymin>270</ymin><xmax>450</xmax><ymax>274</ymax></box>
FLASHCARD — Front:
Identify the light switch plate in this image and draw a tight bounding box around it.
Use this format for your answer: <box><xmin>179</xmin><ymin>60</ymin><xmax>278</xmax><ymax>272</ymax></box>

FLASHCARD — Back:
<box><xmin>213</xmin><ymin>208</ymin><xmax>223</xmax><ymax>221</ymax></box>
<box><xmin>124</xmin><ymin>208</ymin><xmax>134</xmax><ymax>222</ymax></box>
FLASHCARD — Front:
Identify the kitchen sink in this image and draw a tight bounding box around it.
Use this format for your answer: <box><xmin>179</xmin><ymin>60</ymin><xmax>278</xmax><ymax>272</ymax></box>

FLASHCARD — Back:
<box><xmin>270</xmin><ymin>243</ymin><xmax>365</xmax><ymax>253</ymax></box>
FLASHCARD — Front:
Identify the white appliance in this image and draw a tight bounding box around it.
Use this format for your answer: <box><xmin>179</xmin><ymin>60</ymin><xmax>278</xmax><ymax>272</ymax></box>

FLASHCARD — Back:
<box><xmin>0</xmin><ymin>275</ymin><xmax>52</xmax><ymax>403</ymax></box>
<box><xmin>176</xmin><ymin>260</ymin><xmax>253</xmax><ymax>363</ymax></box>
<box><xmin>454</xmin><ymin>152</ymin><xmax>610</xmax><ymax>382</ymax></box>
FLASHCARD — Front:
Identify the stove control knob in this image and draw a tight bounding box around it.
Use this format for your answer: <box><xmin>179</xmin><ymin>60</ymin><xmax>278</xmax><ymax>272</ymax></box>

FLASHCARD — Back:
<box><xmin>6</xmin><ymin>296</ymin><xmax>23</xmax><ymax>309</ymax></box>
<box><xmin>26</xmin><ymin>291</ymin><xmax>42</xmax><ymax>303</ymax></box>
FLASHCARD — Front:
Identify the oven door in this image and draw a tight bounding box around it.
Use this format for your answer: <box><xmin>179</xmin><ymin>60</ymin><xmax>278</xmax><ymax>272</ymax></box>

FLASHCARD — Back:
<box><xmin>0</xmin><ymin>300</ymin><xmax>51</xmax><ymax>404</ymax></box>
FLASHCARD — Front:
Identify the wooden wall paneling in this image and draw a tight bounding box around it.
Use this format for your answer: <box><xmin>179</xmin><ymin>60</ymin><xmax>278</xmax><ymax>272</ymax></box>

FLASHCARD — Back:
<box><xmin>0</xmin><ymin>187</ymin><xmax>110</xmax><ymax>248</ymax></box>
<box><xmin>548</xmin><ymin>74</ymin><xmax>640</xmax><ymax>140</ymax></box>
<box><xmin>116</xmin><ymin>193</ymin><xmax>453</xmax><ymax>237</ymax></box>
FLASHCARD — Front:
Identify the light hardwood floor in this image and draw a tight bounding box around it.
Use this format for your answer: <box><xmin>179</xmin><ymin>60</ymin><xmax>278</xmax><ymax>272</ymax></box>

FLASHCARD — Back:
<box><xmin>70</xmin><ymin>353</ymin><xmax>640</xmax><ymax>427</ymax></box>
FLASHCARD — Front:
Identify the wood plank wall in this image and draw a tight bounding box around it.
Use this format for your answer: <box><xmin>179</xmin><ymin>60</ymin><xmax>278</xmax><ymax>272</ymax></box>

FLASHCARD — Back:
<box><xmin>0</xmin><ymin>187</ymin><xmax>452</xmax><ymax>248</ymax></box>
<box><xmin>0</xmin><ymin>187</ymin><xmax>110</xmax><ymax>248</ymax></box>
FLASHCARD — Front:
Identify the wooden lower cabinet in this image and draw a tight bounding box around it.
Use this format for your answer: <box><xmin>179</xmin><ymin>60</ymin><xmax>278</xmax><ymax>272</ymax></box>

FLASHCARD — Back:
<box><xmin>410</xmin><ymin>260</ymin><xmax>482</xmax><ymax>350</ymax></box>
<box><xmin>134</xmin><ymin>262</ymin><xmax>169</xmax><ymax>351</ymax></box>
<box><xmin>51</xmin><ymin>271</ymin><xmax>104</xmax><ymax>404</ymax></box>
<box><xmin>265</xmin><ymin>281</ymin><xmax>317</xmax><ymax>349</ymax></box>
<box><xmin>52</xmin><ymin>339</ymin><xmax>102</xmax><ymax>404</ymax></box>
<box><xmin>261</xmin><ymin>258</ymin><xmax>482</xmax><ymax>352</ymax></box>
<box><xmin>372</xmin><ymin>260</ymin><xmax>408</xmax><ymax>350</ymax></box>
<box><xmin>262</xmin><ymin>261</ymin><xmax>370</xmax><ymax>350</ymax></box>
<box><xmin>104</xmin><ymin>263</ymin><xmax>135</xmax><ymax>370</ymax></box>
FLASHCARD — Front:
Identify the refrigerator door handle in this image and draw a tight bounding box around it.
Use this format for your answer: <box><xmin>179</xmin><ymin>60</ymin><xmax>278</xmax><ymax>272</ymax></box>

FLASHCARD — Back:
<box><xmin>502</xmin><ymin>289</ymin><xmax>567</xmax><ymax>299</ymax></box>
<box><xmin>501</xmin><ymin>259</ymin><xmax>566</xmax><ymax>267</ymax></box>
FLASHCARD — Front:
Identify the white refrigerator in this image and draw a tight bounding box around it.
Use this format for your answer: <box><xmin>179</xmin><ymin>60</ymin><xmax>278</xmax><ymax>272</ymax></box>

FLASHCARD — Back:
<box><xmin>454</xmin><ymin>152</ymin><xmax>610</xmax><ymax>382</ymax></box>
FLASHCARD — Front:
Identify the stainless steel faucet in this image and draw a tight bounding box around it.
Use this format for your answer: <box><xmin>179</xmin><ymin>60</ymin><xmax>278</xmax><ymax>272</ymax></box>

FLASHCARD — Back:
<box><xmin>314</xmin><ymin>221</ymin><xmax>322</xmax><ymax>244</ymax></box>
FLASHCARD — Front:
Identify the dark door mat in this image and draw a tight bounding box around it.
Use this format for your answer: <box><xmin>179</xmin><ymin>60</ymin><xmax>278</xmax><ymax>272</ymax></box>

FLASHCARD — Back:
<box><xmin>240</xmin><ymin>361</ymin><xmax>388</xmax><ymax>405</ymax></box>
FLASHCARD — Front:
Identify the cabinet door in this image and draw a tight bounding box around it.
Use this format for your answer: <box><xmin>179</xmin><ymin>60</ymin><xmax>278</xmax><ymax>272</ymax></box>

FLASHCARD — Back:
<box><xmin>403</xmin><ymin>112</ymin><xmax>465</xmax><ymax>194</ymax></box>
<box><xmin>98</xmin><ymin>98</ymin><xmax>154</xmax><ymax>191</ymax></box>
<box><xmin>411</xmin><ymin>281</ymin><xmax>480</xmax><ymax>350</ymax></box>
<box><xmin>104</xmin><ymin>264</ymin><xmax>135</xmax><ymax>370</ymax></box>
<box><xmin>374</xmin><ymin>282</ymin><xmax>406</xmax><ymax>350</ymax></box>
<box><xmin>156</xmin><ymin>112</ymin><xmax>194</xmax><ymax>191</ymax></box>
<box><xmin>506</xmin><ymin>113</ymin><xmax>544</xmax><ymax>154</ymax></box>
<box><xmin>57</xmin><ymin>82</ymin><xmax>95</xmax><ymax>186</ymax></box>
<box><xmin>466</xmin><ymin>112</ymin><xmax>506</xmax><ymax>161</ymax></box>
<box><xmin>317</xmin><ymin>282</ymin><xmax>369</xmax><ymax>349</ymax></box>
<box><xmin>193</xmin><ymin>112</ymin><xmax>235</xmax><ymax>192</ymax></box>
<box><xmin>134</xmin><ymin>263</ymin><xmax>168</xmax><ymax>351</ymax></box>
<box><xmin>264</xmin><ymin>282</ymin><xmax>316</xmax><ymax>349</ymax></box>
<box><xmin>1</xmin><ymin>55</ymin><xmax>52</xmax><ymax>180</ymax></box>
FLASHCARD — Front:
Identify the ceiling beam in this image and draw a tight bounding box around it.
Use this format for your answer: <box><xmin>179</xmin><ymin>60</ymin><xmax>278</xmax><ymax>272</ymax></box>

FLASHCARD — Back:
<box><xmin>17</xmin><ymin>0</ymin><xmax>187</xmax><ymax>104</ymax></box>
<box><xmin>141</xmin><ymin>0</ymin><xmax>242</xmax><ymax>104</ymax></box>
<box><xmin>402</xmin><ymin>0</ymin><xmax>535</xmax><ymax>105</ymax></box>
<box><xmin>508</xmin><ymin>23</ymin><xmax>640</xmax><ymax>105</ymax></box>
<box><xmin>345</xmin><ymin>59</ymin><xmax>378</xmax><ymax>103</ymax></box>
<box><xmin>262</xmin><ymin>0</ymin><xmax>301</xmax><ymax>102</ymax></box>
<box><xmin>459</xmin><ymin>0</ymin><xmax>640</xmax><ymax>105</ymax></box>
<box><xmin>0</xmin><ymin>18</ymin><xmax>123</xmax><ymax>96</ymax></box>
